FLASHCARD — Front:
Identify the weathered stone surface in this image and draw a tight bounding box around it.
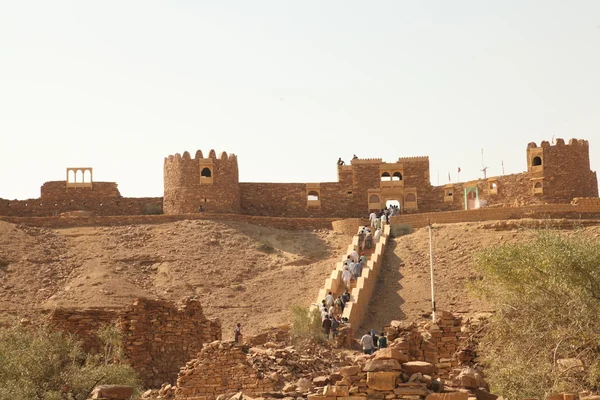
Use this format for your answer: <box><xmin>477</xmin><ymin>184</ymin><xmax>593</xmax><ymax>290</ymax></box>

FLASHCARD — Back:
<box><xmin>312</xmin><ymin>376</ymin><xmax>330</xmax><ymax>386</ymax></box>
<box><xmin>474</xmin><ymin>388</ymin><xmax>498</xmax><ymax>400</ymax></box>
<box><xmin>323</xmin><ymin>385</ymin><xmax>349</xmax><ymax>397</ymax></box>
<box><xmin>91</xmin><ymin>385</ymin><xmax>134</xmax><ymax>400</ymax></box>
<box><xmin>339</xmin><ymin>366</ymin><xmax>361</xmax><ymax>377</ymax></box>
<box><xmin>394</xmin><ymin>387</ymin><xmax>429</xmax><ymax>396</ymax></box>
<box><xmin>366</xmin><ymin>371</ymin><xmax>399</xmax><ymax>391</ymax></box>
<box><xmin>546</xmin><ymin>394</ymin><xmax>578</xmax><ymax>400</ymax></box>
<box><xmin>402</xmin><ymin>361</ymin><xmax>435</xmax><ymax>376</ymax></box>
<box><xmin>363</xmin><ymin>359</ymin><xmax>402</xmax><ymax>372</ymax></box>
<box><xmin>373</xmin><ymin>347</ymin><xmax>409</xmax><ymax>363</ymax></box>
<box><xmin>453</xmin><ymin>368</ymin><xmax>487</xmax><ymax>390</ymax></box>
<box><xmin>425</xmin><ymin>393</ymin><xmax>469</xmax><ymax>400</ymax></box>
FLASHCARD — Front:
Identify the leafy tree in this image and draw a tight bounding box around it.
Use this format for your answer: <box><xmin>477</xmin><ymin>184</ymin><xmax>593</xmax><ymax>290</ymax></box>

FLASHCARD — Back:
<box><xmin>0</xmin><ymin>323</ymin><xmax>139</xmax><ymax>400</ymax></box>
<box><xmin>473</xmin><ymin>231</ymin><xmax>600</xmax><ymax>399</ymax></box>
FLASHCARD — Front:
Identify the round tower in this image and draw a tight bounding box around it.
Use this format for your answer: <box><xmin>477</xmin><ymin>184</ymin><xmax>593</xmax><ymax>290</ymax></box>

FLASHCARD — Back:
<box><xmin>163</xmin><ymin>150</ymin><xmax>240</xmax><ymax>214</ymax></box>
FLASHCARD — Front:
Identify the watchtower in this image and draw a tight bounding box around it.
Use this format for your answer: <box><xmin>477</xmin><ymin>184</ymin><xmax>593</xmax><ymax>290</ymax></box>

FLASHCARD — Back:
<box><xmin>526</xmin><ymin>138</ymin><xmax>598</xmax><ymax>201</ymax></box>
<box><xmin>163</xmin><ymin>150</ymin><xmax>240</xmax><ymax>214</ymax></box>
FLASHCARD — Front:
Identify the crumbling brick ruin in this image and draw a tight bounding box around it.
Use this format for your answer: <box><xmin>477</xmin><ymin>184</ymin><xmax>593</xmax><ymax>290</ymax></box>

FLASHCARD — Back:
<box><xmin>0</xmin><ymin>138</ymin><xmax>597</xmax><ymax>219</ymax></box>
<box><xmin>48</xmin><ymin>298</ymin><xmax>221</xmax><ymax>388</ymax></box>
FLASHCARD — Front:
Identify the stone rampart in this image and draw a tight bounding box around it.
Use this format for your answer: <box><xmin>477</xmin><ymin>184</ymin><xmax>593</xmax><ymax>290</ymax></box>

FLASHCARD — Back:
<box><xmin>0</xmin><ymin>213</ymin><xmax>336</xmax><ymax>230</ymax></box>
<box><xmin>390</xmin><ymin>203</ymin><xmax>600</xmax><ymax>229</ymax></box>
<box><xmin>48</xmin><ymin>298</ymin><xmax>221</xmax><ymax>388</ymax></box>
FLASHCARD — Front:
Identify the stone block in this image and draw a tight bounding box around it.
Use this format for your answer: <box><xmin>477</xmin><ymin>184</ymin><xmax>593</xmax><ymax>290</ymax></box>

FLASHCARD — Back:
<box><xmin>323</xmin><ymin>385</ymin><xmax>349</xmax><ymax>397</ymax></box>
<box><xmin>402</xmin><ymin>361</ymin><xmax>435</xmax><ymax>376</ymax></box>
<box><xmin>394</xmin><ymin>387</ymin><xmax>429</xmax><ymax>396</ymax></box>
<box><xmin>373</xmin><ymin>348</ymin><xmax>409</xmax><ymax>363</ymax></box>
<box><xmin>425</xmin><ymin>393</ymin><xmax>468</xmax><ymax>400</ymax></box>
<box><xmin>474</xmin><ymin>389</ymin><xmax>498</xmax><ymax>400</ymax></box>
<box><xmin>363</xmin><ymin>359</ymin><xmax>402</xmax><ymax>372</ymax></box>
<box><xmin>366</xmin><ymin>371</ymin><xmax>399</xmax><ymax>391</ymax></box>
<box><xmin>91</xmin><ymin>385</ymin><xmax>134</xmax><ymax>399</ymax></box>
<box><xmin>339</xmin><ymin>366</ymin><xmax>362</xmax><ymax>377</ymax></box>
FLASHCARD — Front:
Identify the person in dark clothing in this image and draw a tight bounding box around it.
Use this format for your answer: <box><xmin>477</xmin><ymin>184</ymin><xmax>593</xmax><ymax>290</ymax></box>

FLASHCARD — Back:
<box><xmin>342</xmin><ymin>290</ymin><xmax>351</xmax><ymax>304</ymax></box>
<box><xmin>234</xmin><ymin>323</ymin><xmax>242</xmax><ymax>344</ymax></box>
<box><xmin>322</xmin><ymin>315</ymin><xmax>332</xmax><ymax>339</ymax></box>
<box><xmin>370</xmin><ymin>329</ymin><xmax>379</xmax><ymax>351</ymax></box>
<box><xmin>378</xmin><ymin>332</ymin><xmax>388</xmax><ymax>349</ymax></box>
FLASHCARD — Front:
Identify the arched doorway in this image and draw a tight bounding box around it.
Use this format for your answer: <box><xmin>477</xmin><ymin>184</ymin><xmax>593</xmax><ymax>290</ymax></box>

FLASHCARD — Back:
<box><xmin>464</xmin><ymin>187</ymin><xmax>479</xmax><ymax>210</ymax></box>
<box><xmin>385</xmin><ymin>199</ymin><xmax>401</xmax><ymax>215</ymax></box>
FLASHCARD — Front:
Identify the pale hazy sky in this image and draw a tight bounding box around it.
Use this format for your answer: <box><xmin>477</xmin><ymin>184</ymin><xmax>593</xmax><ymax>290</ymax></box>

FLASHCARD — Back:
<box><xmin>1</xmin><ymin>1</ymin><xmax>599</xmax><ymax>200</ymax></box>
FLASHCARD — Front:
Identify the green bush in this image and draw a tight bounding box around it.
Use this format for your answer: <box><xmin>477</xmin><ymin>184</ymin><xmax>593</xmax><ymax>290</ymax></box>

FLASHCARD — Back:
<box><xmin>142</xmin><ymin>203</ymin><xmax>163</xmax><ymax>215</ymax></box>
<box><xmin>0</xmin><ymin>323</ymin><xmax>140</xmax><ymax>400</ymax></box>
<box><xmin>390</xmin><ymin>223</ymin><xmax>413</xmax><ymax>237</ymax></box>
<box><xmin>472</xmin><ymin>231</ymin><xmax>600</xmax><ymax>399</ymax></box>
<box><xmin>289</xmin><ymin>305</ymin><xmax>326</xmax><ymax>344</ymax></box>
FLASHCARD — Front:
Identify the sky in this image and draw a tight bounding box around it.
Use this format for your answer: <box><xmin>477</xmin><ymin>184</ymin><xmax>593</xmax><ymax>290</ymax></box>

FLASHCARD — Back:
<box><xmin>1</xmin><ymin>1</ymin><xmax>599</xmax><ymax>200</ymax></box>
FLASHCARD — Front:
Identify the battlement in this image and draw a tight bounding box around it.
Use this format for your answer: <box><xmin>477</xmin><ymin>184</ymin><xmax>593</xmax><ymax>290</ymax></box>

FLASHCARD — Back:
<box><xmin>164</xmin><ymin>150</ymin><xmax>238</xmax><ymax>165</ymax></box>
<box><xmin>527</xmin><ymin>138</ymin><xmax>590</xmax><ymax>149</ymax></box>
<box><xmin>397</xmin><ymin>156</ymin><xmax>429</xmax><ymax>163</ymax></box>
<box><xmin>350</xmin><ymin>158</ymin><xmax>382</xmax><ymax>165</ymax></box>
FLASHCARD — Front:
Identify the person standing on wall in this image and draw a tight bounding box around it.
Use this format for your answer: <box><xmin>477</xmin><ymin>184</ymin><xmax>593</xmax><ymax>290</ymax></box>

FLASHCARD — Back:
<box><xmin>234</xmin><ymin>323</ymin><xmax>242</xmax><ymax>344</ymax></box>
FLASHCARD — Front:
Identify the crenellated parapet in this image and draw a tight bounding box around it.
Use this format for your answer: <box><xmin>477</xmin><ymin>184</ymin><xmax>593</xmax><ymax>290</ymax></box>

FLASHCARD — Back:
<box><xmin>163</xmin><ymin>149</ymin><xmax>241</xmax><ymax>214</ymax></box>
<box><xmin>527</xmin><ymin>138</ymin><xmax>589</xmax><ymax>149</ymax></box>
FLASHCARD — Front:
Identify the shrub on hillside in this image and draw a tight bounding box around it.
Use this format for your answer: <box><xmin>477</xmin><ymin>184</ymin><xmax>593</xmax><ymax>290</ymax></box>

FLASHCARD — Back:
<box><xmin>289</xmin><ymin>305</ymin><xmax>325</xmax><ymax>344</ymax></box>
<box><xmin>0</xmin><ymin>322</ymin><xmax>140</xmax><ymax>400</ymax></box>
<box><xmin>472</xmin><ymin>231</ymin><xmax>600</xmax><ymax>399</ymax></box>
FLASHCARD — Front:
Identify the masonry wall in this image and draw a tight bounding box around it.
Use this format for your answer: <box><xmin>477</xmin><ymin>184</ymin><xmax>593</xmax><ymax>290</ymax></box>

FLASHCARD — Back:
<box><xmin>0</xmin><ymin>213</ymin><xmax>337</xmax><ymax>230</ymax></box>
<box><xmin>540</xmin><ymin>139</ymin><xmax>599</xmax><ymax>202</ymax></box>
<box><xmin>0</xmin><ymin>180</ymin><xmax>162</xmax><ymax>217</ymax></box>
<box><xmin>175</xmin><ymin>342</ymin><xmax>275</xmax><ymax>400</ymax></box>
<box><xmin>49</xmin><ymin>298</ymin><xmax>221</xmax><ymax>388</ymax></box>
<box><xmin>163</xmin><ymin>150</ymin><xmax>241</xmax><ymax>214</ymax></box>
<box><xmin>390</xmin><ymin>203</ymin><xmax>600</xmax><ymax>229</ymax></box>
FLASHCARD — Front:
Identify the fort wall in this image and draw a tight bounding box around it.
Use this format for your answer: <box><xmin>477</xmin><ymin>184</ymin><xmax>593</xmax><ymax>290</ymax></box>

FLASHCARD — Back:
<box><xmin>48</xmin><ymin>298</ymin><xmax>221</xmax><ymax>388</ymax></box>
<box><xmin>0</xmin><ymin>138</ymin><xmax>597</xmax><ymax>219</ymax></box>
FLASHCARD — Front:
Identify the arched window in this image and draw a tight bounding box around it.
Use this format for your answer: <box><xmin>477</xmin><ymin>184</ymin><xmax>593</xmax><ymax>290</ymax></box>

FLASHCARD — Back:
<box><xmin>532</xmin><ymin>156</ymin><xmax>542</xmax><ymax>166</ymax></box>
<box><xmin>75</xmin><ymin>170</ymin><xmax>83</xmax><ymax>183</ymax></box>
<box><xmin>369</xmin><ymin>194</ymin><xmax>380</xmax><ymax>203</ymax></box>
<box><xmin>534</xmin><ymin>182</ymin><xmax>543</xmax><ymax>188</ymax></box>
<box><xmin>83</xmin><ymin>170</ymin><xmax>92</xmax><ymax>183</ymax></box>
<box><xmin>491</xmin><ymin>183</ymin><xmax>498</xmax><ymax>189</ymax></box>
<box><xmin>201</xmin><ymin>167</ymin><xmax>212</xmax><ymax>178</ymax></box>
<box><xmin>307</xmin><ymin>191</ymin><xmax>319</xmax><ymax>201</ymax></box>
<box><xmin>67</xmin><ymin>170</ymin><xmax>75</xmax><ymax>183</ymax></box>
<box><xmin>405</xmin><ymin>193</ymin><xmax>416</xmax><ymax>202</ymax></box>
<box><xmin>380</xmin><ymin>172</ymin><xmax>391</xmax><ymax>182</ymax></box>
<box><xmin>392</xmin><ymin>172</ymin><xmax>403</xmax><ymax>181</ymax></box>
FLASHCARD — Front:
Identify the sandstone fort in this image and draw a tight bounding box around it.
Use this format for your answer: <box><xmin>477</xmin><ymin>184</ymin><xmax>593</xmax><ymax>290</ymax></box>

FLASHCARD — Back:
<box><xmin>0</xmin><ymin>138</ymin><xmax>597</xmax><ymax>220</ymax></box>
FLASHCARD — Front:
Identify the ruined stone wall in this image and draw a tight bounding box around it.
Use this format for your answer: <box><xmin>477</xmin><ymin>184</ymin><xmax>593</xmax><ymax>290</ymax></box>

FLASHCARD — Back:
<box><xmin>48</xmin><ymin>298</ymin><xmax>221</xmax><ymax>388</ymax></box>
<box><xmin>0</xmin><ymin>180</ymin><xmax>162</xmax><ymax>217</ymax></box>
<box><xmin>164</xmin><ymin>150</ymin><xmax>241</xmax><ymax>214</ymax></box>
<box><xmin>175</xmin><ymin>341</ymin><xmax>275</xmax><ymax>400</ymax></box>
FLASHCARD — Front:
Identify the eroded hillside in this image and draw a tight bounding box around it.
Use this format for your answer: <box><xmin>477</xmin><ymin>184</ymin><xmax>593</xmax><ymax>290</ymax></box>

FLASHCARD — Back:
<box><xmin>0</xmin><ymin>220</ymin><xmax>350</xmax><ymax>337</ymax></box>
<box><xmin>360</xmin><ymin>220</ymin><xmax>600</xmax><ymax>332</ymax></box>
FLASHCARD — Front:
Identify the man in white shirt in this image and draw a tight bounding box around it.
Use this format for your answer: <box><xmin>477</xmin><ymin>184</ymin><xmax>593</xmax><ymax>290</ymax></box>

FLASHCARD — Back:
<box><xmin>342</xmin><ymin>267</ymin><xmax>352</xmax><ymax>289</ymax></box>
<box><xmin>373</xmin><ymin>228</ymin><xmax>381</xmax><ymax>242</ymax></box>
<box><xmin>360</xmin><ymin>332</ymin><xmax>375</xmax><ymax>354</ymax></box>
<box><xmin>325</xmin><ymin>291</ymin><xmax>334</xmax><ymax>308</ymax></box>
<box><xmin>369</xmin><ymin>212</ymin><xmax>377</xmax><ymax>227</ymax></box>
<box><xmin>351</xmin><ymin>249</ymin><xmax>359</xmax><ymax>263</ymax></box>
<box><xmin>380</xmin><ymin>214</ymin><xmax>387</xmax><ymax>226</ymax></box>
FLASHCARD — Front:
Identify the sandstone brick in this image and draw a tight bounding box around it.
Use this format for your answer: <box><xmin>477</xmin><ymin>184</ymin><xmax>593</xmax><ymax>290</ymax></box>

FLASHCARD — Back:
<box><xmin>363</xmin><ymin>359</ymin><xmax>402</xmax><ymax>372</ymax></box>
<box><xmin>373</xmin><ymin>348</ymin><xmax>409</xmax><ymax>363</ymax></box>
<box><xmin>425</xmin><ymin>393</ymin><xmax>468</xmax><ymax>400</ymax></box>
<box><xmin>366</xmin><ymin>372</ymin><xmax>399</xmax><ymax>391</ymax></box>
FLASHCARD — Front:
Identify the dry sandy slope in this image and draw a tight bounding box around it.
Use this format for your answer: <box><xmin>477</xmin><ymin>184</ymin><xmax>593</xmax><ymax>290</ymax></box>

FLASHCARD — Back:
<box><xmin>360</xmin><ymin>220</ymin><xmax>600</xmax><ymax>334</ymax></box>
<box><xmin>0</xmin><ymin>220</ymin><xmax>351</xmax><ymax>337</ymax></box>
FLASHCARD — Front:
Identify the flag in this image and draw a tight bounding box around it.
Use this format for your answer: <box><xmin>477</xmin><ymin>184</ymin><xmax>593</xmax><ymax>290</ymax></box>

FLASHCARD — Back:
<box><xmin>458</xmin><ymin>167</ymin><xmax>461</xmax><ymax>173</ymax></box>
<box><xmin>551</xmin><ymin>135</ymin><xmax>555</xmax><ymax>144</ymax></box>
<box><xmin>448</xmin><ymin>172</ymin><xmax>451</xmax><ymax>182</ymax></box>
